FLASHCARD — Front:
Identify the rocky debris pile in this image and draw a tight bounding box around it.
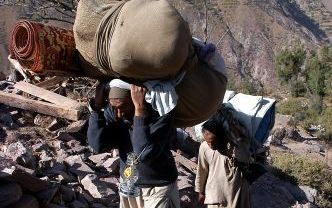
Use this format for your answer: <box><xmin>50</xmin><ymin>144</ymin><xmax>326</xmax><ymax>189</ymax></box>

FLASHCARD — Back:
<box><xmin>0</xmin><ymin>156</ymin><xmax>49</xmax><ymax>208</ymax></box>
<box><xmin>0</xmin><ymin>104</ymin><xmax>119</xmax><ymax>207</ymax></box>
<box><xmin>0</xmin><ymin>102</ymin><xmax>202</xmax><ymax>207</ymax></box>
<box><xmin>0</xmin><ymin>73</ymin><xmax>202</xmax><ymax>207</ymax></box>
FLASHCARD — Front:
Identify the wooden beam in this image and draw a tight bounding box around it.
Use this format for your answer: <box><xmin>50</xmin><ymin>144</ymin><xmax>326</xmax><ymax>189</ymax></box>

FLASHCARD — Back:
<box><xmin>35</xmin><ymin>76</ymin><xmax>67</xmax><ymax>89</ymax></box>
<box><xmin>172</xmin><ymin>150</ymin><xmax>197</xmax><ymax>172</ymax></box>
<box><xmin>14</xmin><ymin>81</ymin><xmax>80</xmax><ymax>109</ymax></box>
<box><xmin>0</xmin><ymin>91</ymin><xmax>80</xmax><ymax>121</ymax></box>
<box><xmin>8</xmin><ymin>56</ymin><xmax>31</xmax><ymax>82</ymax></box>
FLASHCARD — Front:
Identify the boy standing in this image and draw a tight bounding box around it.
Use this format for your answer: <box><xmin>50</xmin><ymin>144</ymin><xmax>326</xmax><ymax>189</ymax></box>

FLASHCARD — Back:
<box><xmin>194</xmin><ymin>112</ymin><xmax>251</xmax><ymax>208</ymax></box>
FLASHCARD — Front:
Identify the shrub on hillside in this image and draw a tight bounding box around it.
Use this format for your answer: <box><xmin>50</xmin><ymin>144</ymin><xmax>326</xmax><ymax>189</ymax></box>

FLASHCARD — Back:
<box><xmin>305</xmin><ymin>46</ymin><xmax>332</xmax><ymax>97</ymax></box>
<box><xmin>271</xmin><ymin>151</ymin><xmax>332</xmax><ymax>207</ymax></box>
<box><xmin>320</xmin><ymin>106</ymin><xmax>332</xmax><ymax>134</ymax></box>
<box><xmin>238</xmin><ymin>79</ymin><xmax>264</xmax><ymax>95</ymax></box>
<box><xmin>306</xmin><ymin>57</ymin><xmax>327</xmax><ymax>96</ymax></box>
<box><xmin>276</xmin><ymin>97</ymin><xmax>330</xmax><ymax>130</ymax></box>
<box><xmin>277</xmin><ymin>97</ymin><xmax>308</xmax><ymax>115</ymax></box>
<box><xmin>276</xmin><ymin>44</ymin><xmax>306</xmax><ymax>83</ymax></box>
<box><xmin>320</xmin><ymin>46</ymin><xmax>332</xmax><ymax>96</ymax></box>
<box><xmin>301</xmin><ymin>108</ymin><xmax>320</xmax><ymax>130</ymax></box>
<box><xmin>289</xmin><ymin>77</ymin><xmax>307</xmax><ymax>97</ymax></box>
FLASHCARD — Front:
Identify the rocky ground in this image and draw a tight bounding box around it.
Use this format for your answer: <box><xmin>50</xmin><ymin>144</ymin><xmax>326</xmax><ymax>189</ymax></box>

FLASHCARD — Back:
<box><xmin>0</xmin><ymin>94</ymin><xmax>329</xmax><ymax>207</ymax></box>
<box><xmin>268</xmin><ymin>114</ymin><xmax>326</xmax><ymax>161</ymax></box>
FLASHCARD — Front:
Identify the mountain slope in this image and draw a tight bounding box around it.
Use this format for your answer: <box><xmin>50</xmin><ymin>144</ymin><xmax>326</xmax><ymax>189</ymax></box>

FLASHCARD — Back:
<box><xmin>171</xmin><ymin>0</ymin><xmax>330</xmax><ymax>88</ymax></box>
<box><xmin>296</xmin><ymin>0</ymin><xmax>332</xmax><ymax>41</ymax></box>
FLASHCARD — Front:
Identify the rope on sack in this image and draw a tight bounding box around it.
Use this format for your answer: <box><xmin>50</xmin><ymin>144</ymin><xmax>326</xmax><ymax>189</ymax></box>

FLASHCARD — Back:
<box><xmin>95</xmin><ymin>1</ymin><xmax>127</xmax><ymax>76</ymax></box>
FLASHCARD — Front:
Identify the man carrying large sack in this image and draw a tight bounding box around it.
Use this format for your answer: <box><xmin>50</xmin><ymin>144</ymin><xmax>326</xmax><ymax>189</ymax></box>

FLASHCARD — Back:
<box><xmin>87</xmin><ymin>79</ymin><xmax>180</xmax><ymax>208</ymax></box>
<box><xmin>74</xmin><ymin>0</ymin><xmax>228</xmax><ymax>127</ymax></box>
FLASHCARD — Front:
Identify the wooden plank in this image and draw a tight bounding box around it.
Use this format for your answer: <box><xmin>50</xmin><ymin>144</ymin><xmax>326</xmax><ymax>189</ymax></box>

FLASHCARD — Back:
<box><xmin>36</xmin><ymin>76</ymin><xmax>67</xmax><ymax>89</ymax></box>
<box><xmin>172</xmin><ymin>150</ymin><xmax>197</xmax><ymax>172</ymax></box>
<box><xmin>0</xmin><ymin>91</ymin><xmax>80</xmax><ymax>121</ymax></box>
<box><xmin>8</xmin><ymin>56</ymin><xmax>31</xmax><ymax>82</ymax></box>
<box><xmin>14</xmin><ymin>81</ymin><xmax>80</xmax><ymax>109</ymax></box>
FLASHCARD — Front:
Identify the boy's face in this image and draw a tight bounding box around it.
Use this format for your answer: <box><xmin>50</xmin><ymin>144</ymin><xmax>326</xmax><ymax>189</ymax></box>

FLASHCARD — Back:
<box><xmin>203</xmin><ymin>129</ymin><xmax>218</xmax><ymax>150</ymax></box>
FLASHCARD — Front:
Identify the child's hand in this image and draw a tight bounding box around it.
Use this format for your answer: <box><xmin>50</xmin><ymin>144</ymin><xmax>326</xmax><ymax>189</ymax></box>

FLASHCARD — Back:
<box><xmin>198</xmin><ymin>193</ymin><xmax>205</xmax><ymax>204</ymax></box>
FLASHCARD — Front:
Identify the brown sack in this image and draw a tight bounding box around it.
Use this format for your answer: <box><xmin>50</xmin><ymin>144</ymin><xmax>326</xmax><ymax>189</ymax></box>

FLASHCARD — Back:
<box><xmin>73</xmin><ymin>0</ymin><xmax>118</xmax><ymax>69</ymax></box>
<box><xmin>108</xmin><ymin>0</ymin><xmax>193</xmax><ymax>79</ymax></box>
<box><xmin>74</xmin><ymin>0</ymin><xmax>193</xmax><ymax>80</ymax></box>
<box><xmin>174</xmin><ymin>62</ymin><xmax>227</xmax><ymax>127</ymax></box>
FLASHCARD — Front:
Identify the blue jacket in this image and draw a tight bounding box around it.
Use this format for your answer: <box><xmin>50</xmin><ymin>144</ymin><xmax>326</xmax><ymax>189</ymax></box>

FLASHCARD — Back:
<box><xmin>87</xmin><ymin>105</ymin><xmax>178</xmax><ymax>187</ymax></box>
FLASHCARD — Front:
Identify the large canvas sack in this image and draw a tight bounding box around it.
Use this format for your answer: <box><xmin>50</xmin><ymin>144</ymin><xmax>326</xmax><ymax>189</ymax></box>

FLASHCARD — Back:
<box><xmin>74</xmin><ymin>0</ymin><xmax>193</xmax><ymax>80</ymax></box>
<box><xmin>107</xmin><ymin>0</ymin><xmax>193</xmax><ymax>79</ymax></box>
<box><xmin>73</xmin><ymin>0</ymin><xmax>117</xmax><ymax>69</ymax></box>
<box><xmin>174</xmin><ymin>61</ymin><xmax>227</xmax><ymax>127</ymax></box>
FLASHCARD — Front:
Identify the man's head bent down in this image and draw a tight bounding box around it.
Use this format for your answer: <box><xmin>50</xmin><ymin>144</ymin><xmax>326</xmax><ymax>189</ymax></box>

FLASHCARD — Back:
<box><xmin>108</xmin><ymin>79</ymin><xmax>134</xmax><ymax>120</ymax></box>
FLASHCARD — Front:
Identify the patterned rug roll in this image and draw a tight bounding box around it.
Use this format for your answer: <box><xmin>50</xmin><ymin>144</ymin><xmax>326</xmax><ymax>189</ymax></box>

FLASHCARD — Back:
<box><xmin>9</xmin><ymin>20</ymin><xmax>77</xmax><ymax>73</ymax></box>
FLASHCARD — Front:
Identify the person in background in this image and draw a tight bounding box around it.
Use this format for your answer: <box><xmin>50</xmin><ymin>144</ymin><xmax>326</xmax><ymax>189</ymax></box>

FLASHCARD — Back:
<box><xmin>194</xmin><ymin>112</ymin><xmax>251</xmax><ymax>208</ymax></box>
<box><xmin>87</xmin><ymin>79</ymin><xmax>180</xmax><ymax>208</ymax></box>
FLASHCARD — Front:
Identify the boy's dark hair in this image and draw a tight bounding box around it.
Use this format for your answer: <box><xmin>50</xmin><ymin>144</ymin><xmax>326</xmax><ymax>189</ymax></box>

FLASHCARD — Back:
<box><xmin>202</xmin><ymin>114</ymin><xmax>227</xmax><ymax>140</ymax></box>
<box><xmin>202</xmin><ymin>104</ymin><xmax>242</xmax><ymax>147</ymax></box>
<box><xmin>201</xmin><ymin>106</ymin><xmax>235</xmax><ymax>154</ymax></box>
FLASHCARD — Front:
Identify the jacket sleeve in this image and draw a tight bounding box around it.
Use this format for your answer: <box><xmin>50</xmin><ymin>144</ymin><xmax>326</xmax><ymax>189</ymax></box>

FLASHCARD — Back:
<box><xmin>130</xmin><ymin>111</ymin><xmax>174</xmax><ymax>162</ymax></box>
<box><xmin>195</xmin><ymin>142</ymin><xmax>209</xmax><ymax>194</ymax></box>
<box><xmin>87</xmin><ymin>109</ymin><xmax>117</xmax><ymax>154</ymax></box>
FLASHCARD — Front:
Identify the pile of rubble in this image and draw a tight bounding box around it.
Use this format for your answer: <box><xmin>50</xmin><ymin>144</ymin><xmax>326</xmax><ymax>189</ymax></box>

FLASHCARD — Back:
<box><xmin>0</xmin><ymin>90</ymin><xmax>199</xmax><ymax>207</ymax></box>
<box><xmin>0</xmin><ymin>108</ymin><xmax>117</xmax><ymax>207</ymax></box>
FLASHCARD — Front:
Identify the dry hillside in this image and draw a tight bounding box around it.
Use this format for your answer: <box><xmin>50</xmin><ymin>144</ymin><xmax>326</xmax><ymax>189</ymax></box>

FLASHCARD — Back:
<box><xmin>171</xmin><ymin>0</ymin><xmax>330</xmax><ymax>88</ymax></box>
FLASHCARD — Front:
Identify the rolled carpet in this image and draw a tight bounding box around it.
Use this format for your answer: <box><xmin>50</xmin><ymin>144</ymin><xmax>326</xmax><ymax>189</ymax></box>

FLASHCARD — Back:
<box><xmin>9</xmin><ymin>20</ymin><xmax>77</xmax><ymax>73</ymax></box>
